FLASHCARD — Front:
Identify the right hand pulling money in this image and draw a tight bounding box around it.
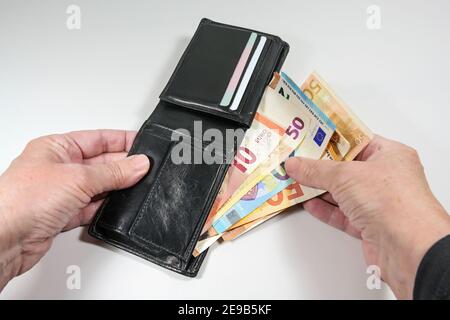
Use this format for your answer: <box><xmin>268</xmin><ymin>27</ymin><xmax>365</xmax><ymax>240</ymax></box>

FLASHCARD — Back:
<box><xmin>285</xmin><ymin>135</ymin><xmax>450</xmax><ymax>299</ymax></box>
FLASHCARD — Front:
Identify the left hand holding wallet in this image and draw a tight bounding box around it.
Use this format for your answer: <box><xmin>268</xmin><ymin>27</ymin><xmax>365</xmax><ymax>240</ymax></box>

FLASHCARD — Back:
<box><xmin>89</xmin><ymin>18</ymin><xmax>289</xmax><ymax>276</ymax></box>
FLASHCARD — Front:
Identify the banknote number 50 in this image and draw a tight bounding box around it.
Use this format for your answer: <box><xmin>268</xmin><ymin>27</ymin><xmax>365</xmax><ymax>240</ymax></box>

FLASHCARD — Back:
<box><xmin>285</xmin><ymin>117</ymin><xmax>305</xmax><ymax>140</ymax></box>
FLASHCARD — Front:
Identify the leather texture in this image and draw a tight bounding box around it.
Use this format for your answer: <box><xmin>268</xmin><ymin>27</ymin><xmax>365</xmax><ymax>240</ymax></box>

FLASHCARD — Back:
<box><xmin>89</xmin><ymin>18</ymin><xmax>289</xmax><ymax>277</ymax></box>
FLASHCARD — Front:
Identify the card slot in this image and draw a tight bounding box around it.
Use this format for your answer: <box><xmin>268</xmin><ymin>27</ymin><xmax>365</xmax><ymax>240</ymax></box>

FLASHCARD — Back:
<box><xmin>228</xmin><ymin>35</ymin><xmax>268</xmax><ymax>111</ymax></box>
<box><xmin>229</xmin><ymin>38</ymin><xmax>272</xmax><ymax>113</ymax></box>
<box><xmin>219</xmin><ymin>32</ymin><xmax>258</xmax><ymax>108</ymax></box>
<box><xmin>232</xmin><ymin>36</ymin><xmax>286</xmax><ymax>124</ymax></box>
<box><xmin>159</xmin><ymin>19</ymin><xmax>279</xmax><ymax>127</ymax></box>
<box><xmin>221</xmin><ymin>36</ymin><xmax>259</xmax><ymax>108</ymax></box>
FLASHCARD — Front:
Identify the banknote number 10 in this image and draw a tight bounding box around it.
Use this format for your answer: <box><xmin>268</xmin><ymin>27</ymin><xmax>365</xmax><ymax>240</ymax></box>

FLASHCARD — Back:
<box><xmin>285</xmin><ymin>117</ymin><xmax>305</xmax><ymax>140</ymax></box>
<box><xmin>233</xmin><ymin>147</ymin><xmax>256</xmax><ymax>173</ymax></box>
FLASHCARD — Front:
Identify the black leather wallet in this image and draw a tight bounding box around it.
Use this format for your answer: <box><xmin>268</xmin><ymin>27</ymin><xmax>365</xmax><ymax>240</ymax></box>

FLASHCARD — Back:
<box><xmin>89</xmin><ymin>18</ymin><xmax>289</xmax><ymax>277</ymax></box>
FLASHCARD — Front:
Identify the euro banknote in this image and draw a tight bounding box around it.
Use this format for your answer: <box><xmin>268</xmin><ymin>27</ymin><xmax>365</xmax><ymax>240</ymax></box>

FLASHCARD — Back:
<box><xmin>301</xmin><ymin>71</ymin><xmax>373</xmax><ymax>161</ymax></box>
<box><xmin>210</xmin><ymin>80</ymin><xmax>336</xmax><ymax>226</ymax></box>
<box><xmin>193</xmin><ymin>88</ymin><xmax>313</xmax><ymax>256</ymax></box>
<box><xmin>243</xmin><ymin>71</ymin><xmax>373</xmax><ymax>218</ymax></box>
<box><xmin>226</xmin><ymin>147</ymin><xmax>338</xmax><ymax>230</ymax></box>
<box><xmin>200</xmin><ymin>87</ymin><xmax>312</xmax><ymax>235</ymax></box>
<box><xmin>193</xmin><ymin>81</ymin><xmax>336</xmax><ymax>255</ymax></box>
<box><xmin>221</xmin><ymin>211</ymin><xmax>282</xmax><ymax>241</ymax></box>
<box><xmin>211</xmin><ymin>109</ymin><xmax>334</xmax><ymax>234</ymax></box>
<box><xmin>220</xmin><ymin>71</ymin><xmax>374</xmax><ymax>240</ymax></box>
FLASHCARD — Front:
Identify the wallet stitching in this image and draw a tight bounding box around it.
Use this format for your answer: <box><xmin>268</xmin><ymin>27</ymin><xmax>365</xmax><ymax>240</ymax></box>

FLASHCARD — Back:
<box><xmin>91</xmin><ymin>229</ymin><xmax>205</xmax><ymax>276</ymax></box>
<box><xmin>179</xmin><ymin>162</ymin><xmax>226</xmax><ymax>261</ymax></box>
<box><xmin>90</xmin><ymin>226</ymin><xmax>203</xmax><ymax>276</ymax></box>
<box><xmin>144</xmin><ymin>123</ymin><xmax>227</xmax><ymax>156</ymax></box>
<box><xmin>202</xmin><ymin>18</ymin><xmax>283</xmax><ymax>43</ymax></box>
<box><xmin>90</xmin><ymin>118</ymin><xmax>152</xmax><ymax>229</ymax></box>
<box><xmin>129</xmin><ymin>138</ymin><xmax>224</xmax><ymax>261</ymax></box>
<box><xmin>129</xmin><ymin>143</ymin><xmax>182</xmax><ymax>258</ymax></box>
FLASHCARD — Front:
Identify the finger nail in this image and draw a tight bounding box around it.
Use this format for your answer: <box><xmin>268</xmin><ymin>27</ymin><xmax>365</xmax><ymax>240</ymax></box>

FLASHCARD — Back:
<box><xmin>128</xmin><ymin>154</ymin><xmax>150</xmax><ymax>173</ymax></box>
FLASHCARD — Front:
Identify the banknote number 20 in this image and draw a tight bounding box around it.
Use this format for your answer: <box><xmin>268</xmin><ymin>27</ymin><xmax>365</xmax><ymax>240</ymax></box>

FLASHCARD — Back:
<box><xmin>285</xmin><ymin>117</ymin><xmax>304</xmax><ymax>140</ymax></box>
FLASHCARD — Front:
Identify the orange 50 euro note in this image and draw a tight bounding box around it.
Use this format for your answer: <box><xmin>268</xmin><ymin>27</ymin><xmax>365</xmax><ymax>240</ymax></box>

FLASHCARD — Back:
<box><xmin>199</xmin><ymin>85</ymin><xmax>314</xmax><ymax>236</ymax></box>
<box><xmin>220</xmin><ymin>71</ymin><xmax>373</xmax><ymax>240</ymax></box>
<box><xmin>194</xmin><ymin>78</ymin><xmax>337</xmax><ymax>256</ymax></box>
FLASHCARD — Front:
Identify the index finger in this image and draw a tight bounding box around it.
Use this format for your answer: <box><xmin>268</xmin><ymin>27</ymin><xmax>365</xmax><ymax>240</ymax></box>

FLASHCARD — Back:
<box><xmin>66</xmin><ymin>130</ymin><xmax>137</xmax><ymax>159</ymax></box>
<box><xmin>285</xmin><ymin>157</ymin><xmax>343</xmax><ymax>191</ymax></box>
<box><xmin>356</xmin><ymin>134</ymin><xmax>403</xmax><ymax>161</ymax></box>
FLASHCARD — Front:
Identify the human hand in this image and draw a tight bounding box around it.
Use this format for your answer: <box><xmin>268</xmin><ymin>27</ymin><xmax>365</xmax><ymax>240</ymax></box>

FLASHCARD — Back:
<box><xmin>0</xmin><ymin>130</ymin><xmax>150</xmax><ymax>290</ymax></box>
<box><xmin>285</xmin><ymin>135</ymin><xmax>450</xmax><ymax>299</ymax></box>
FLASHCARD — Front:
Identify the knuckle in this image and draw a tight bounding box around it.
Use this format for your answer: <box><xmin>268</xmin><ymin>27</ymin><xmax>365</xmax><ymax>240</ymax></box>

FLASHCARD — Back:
<box><xmin>332</xmin><ymin>164</ymin><xmax>349</xmax><ymax>186</ymax></box>
<box><xmin>73</xmin><ymin>165</ymin><xmax>91</xmax><ymax>189</ymax></box>
<box><xmin>331</xmin><ymin>162</ymin><xmax>357</xmax><ymax>193</ymax></box>
<box><xmin>78</xmin><ymin>166</ymin><xmax>90</xmax><ymax>182</ymax></box>
<box><xmin>301</xmin><ymin>161</ymin><xmax>317</xmax><ymax>182</ymax></box>
<box><xmin>25</xmin><ymin>136</ymin><xmax>45</xmax><ymax>150</ymax></box>
<box><xmin>70</xmin><ymin>166</ymin><xmax>93</xmax><ymax>202</ymax></box>
<box><xmin>52</xmin><ymin>164</ymin><xmax>94</xmax><ymax>202</ymax></box>
<box><xmin>25</xmin><ymin>134</ymin><xmax>62</xmax><ymax>151</ymax></box>
<box><xmin>106</xmin><ymin>162</ymin><xmax>126</xmax><ymax>189</ymax></box>
<box><xmin>405</xmin><ymin>145</ymin><xmax>418</xmax><ymax>156</ymax></box>
<box><xmin>333</xmin><ymin>164</ymin><xmax>347</xmax><ymax>181</ymax></box>
<box><xmin>403</xmin><ymin>146</ymin><xmax>422</xmax><ymax>166</ymax></box>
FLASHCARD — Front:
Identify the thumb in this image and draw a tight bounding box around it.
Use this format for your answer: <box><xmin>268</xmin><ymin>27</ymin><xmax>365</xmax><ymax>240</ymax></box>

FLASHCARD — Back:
<box><xmin>285</xmin><ymin>157</ymin><xmax>341</xmax><ymax>191</ymax></box>
<box><xmin>84</xmin><ymin>154</ymin><xmax>150</xmax><ymax>195</ymax></box>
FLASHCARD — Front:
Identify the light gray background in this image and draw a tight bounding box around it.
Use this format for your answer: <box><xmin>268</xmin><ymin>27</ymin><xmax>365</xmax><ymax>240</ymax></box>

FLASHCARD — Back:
<box><xmin>1</xmin><ymin>0</ymin><xmax>449</xmax><ymax>299</ymax></box>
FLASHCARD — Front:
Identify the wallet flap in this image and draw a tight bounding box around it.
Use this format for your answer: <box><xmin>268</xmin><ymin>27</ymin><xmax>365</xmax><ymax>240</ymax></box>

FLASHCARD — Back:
<box><xmin>160</xmin><ymin>18</ymin><xmax>288</xmax><ymax>127</ymax></box>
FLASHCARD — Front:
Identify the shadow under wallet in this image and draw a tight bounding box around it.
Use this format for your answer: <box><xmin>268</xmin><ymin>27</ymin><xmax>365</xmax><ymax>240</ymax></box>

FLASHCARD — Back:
<box><xmin>89</xmin><ymin>18</ymin><xmax>289</xmax><ymax>277</ymax></box>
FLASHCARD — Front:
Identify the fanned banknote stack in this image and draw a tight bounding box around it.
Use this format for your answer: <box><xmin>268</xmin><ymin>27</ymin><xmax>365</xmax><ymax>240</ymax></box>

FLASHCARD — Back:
<box><xmin>193</xmin><ymin>71</ymin><xmax>373</xmax><ymax>256</ymax></box>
